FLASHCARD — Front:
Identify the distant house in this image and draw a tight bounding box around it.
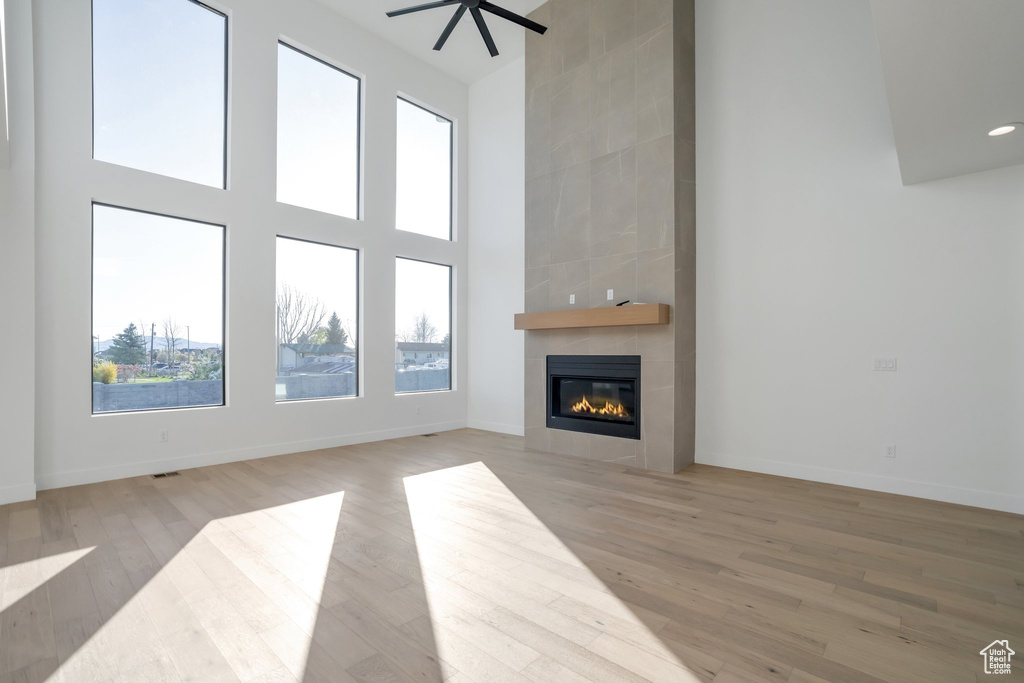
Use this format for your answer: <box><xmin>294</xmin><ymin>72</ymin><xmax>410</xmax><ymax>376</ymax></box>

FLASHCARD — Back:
<box><xmin>279</xmin><ymin>343</ymin><xmax>353</xmax><ymax>370</ymax></box>
<box><xmin>395</xmin><ymin>342</ymin><xmax>449</xmax><ymax>367</ymax></box>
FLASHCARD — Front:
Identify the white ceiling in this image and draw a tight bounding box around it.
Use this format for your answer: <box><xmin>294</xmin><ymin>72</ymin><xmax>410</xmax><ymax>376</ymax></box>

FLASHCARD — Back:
<box><xmin>316</xmin><ymin>0</ymin><xmax>547</xmax><ymax>85</ymax></box>
<box><xmin>870</xmin><ymin>0</ymin><xmax>1024</xmax><ymax>184</ymax></box>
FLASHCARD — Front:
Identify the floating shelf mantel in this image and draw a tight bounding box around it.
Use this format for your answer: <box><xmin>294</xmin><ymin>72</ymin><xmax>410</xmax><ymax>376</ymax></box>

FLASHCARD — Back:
<box><xmin>514</xmin><ymin>304</ymin><xmax>670</xmax><ymax>331</ymax></box>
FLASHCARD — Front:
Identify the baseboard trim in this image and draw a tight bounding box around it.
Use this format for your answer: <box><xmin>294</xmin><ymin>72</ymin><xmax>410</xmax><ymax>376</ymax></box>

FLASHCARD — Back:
<box><xmin>0</xmin><ymin>481</ymin><xmax>37</xmax><ymax>505</ymax></box>
<box><xmin>466</xmin><ymin>419</ymin><xmax>525</xmax><ymax>437</ymax></box>
<box><xmin>697</xmin><ymin>452</ymin><xmax>1024</xmax><ymax>515</ymax></box>
<box><xmin>36</xmin><ymin>421</ymin><xmax>468</xmax><ymax>491</ymax></box>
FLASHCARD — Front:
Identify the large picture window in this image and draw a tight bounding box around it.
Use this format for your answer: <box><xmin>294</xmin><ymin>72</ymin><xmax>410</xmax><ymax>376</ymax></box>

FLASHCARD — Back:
<box><xmin>395</xmin><ymin>258</ymin><xmax>451</xmax><ymax>393</ymax></box>
<box><xmin>92</xmin><ymin>204</ymin><xmax>225</xmax><ymax>413</ymax></box>
<box><xmin>277</xmin><ymin>42</ymin><xmax>361</xmax><ymax>218</ymax></box>
<box><xmin>395</xmin><ymin>98</ymin><xmax>453</xmax><ymax>240</ymax></box>
<box><xmin>92</xmin><ymin>0</ymin><xmax>227</xmax><ymax>188</ymax></box>
<box><xmin>276</xmin><ymin>237</ymin><xmax>359</xmax><ymax>401</ymax></box>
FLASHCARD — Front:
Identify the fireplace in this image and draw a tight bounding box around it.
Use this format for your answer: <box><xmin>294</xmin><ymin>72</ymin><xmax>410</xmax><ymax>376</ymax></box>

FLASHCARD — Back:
<box><xmin>546</xmin><ymin>355</ymin><xmax>641</xmax><ymax>439</ymax></box>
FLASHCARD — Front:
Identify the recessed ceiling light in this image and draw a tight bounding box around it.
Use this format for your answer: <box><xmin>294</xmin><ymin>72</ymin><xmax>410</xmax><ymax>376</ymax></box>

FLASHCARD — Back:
<box><xmin>988</xmin><ymin>124</ymin><xmax>1020</xmax><ymax>137</ymax></box>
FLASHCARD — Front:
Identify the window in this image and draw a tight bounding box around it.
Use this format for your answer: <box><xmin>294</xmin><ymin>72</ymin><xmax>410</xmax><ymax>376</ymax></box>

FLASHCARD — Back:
<box><xmin>92</xmin><ymin>0</ymin><xmax>227</xmax><ymax>188</ymax></box>
<box><xmin>395</xmin><ymin>98</ymin><xmax>453</xmax><ymax>240</ymax></box>
<box><xmin>395</xmin><ymin>258</ymin><xmax>451</xmax><ymax>393</ymax></box>
<box><xmin>277</xmin><ymin>43</ymin><xmax>360</xmax><ymax>218</ymax></box>
<box><xmin>92</xmin><ymin>204</ymin><xmax>225</xmax><ymax>413</ymax></box>
<box><xmin>276</xmin><ymin>237</ymin><xmax>359</xmax><ymax>401</ymax></box>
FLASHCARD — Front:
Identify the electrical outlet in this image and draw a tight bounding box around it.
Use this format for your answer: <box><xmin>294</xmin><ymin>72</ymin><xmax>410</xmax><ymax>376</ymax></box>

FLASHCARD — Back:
<box><xmin>569</xmin><ymin>294</ymin><xmax>575</xmax><ymax>305</ymax></box>
<box><xmin>883</xmin><ymin>444</ymin><xmax>896</xmax><ymax>458</ymax></box>
<box><xmin>607</xmin><ymin>289</ymin><xmax>614</xmax><ymax>301</ymax></box>
<box><xmin>874</xmin><ymin>357</ymin><xmax>897</xmax><ymax>372</ymax></box>
<box><xmin>159</xmin><ymin>430</ymin><xmax>169</xmax><ymax>443</ymax></box>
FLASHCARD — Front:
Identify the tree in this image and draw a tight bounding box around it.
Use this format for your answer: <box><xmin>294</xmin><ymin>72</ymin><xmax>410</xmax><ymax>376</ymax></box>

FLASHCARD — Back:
<box><xmin>326</xmin><ymin>312</ymin><xmax>349</xmax><ymax>346</ymax></box>
<box><xmin>277</xmin><ymin>283</ymin><xmax>326</xmax><ymax>344</ymax></box>
<box><xmin>108</xmin><ymin>323</ymin><xmax>148</xmax><ymax>365</ymax></box>
<box><xmin>162</xmin><ymin>317</ymin><xmax>180</xmax><ymax>364</ymax></box>
<box><xmin>305</xmin><ymin>327</ymin><xmax>329</xmax><ymax>345</ymax></box>
<box><xmin>403</xmin><ymin>312</ymin><xmax>437</xmax><ymax>343</ymax></box>
<box><xmin>442</xmin><ymin>332</ymin><xmax>451</xmax><ymax>350</ymax></box>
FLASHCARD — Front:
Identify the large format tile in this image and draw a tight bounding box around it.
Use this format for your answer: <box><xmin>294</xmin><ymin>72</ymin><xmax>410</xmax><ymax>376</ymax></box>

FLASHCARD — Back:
<box><xmin>549</xmin><ymin>259</ymin><xmax>591</xmax><ymax>310</ymax></box>
<box><xmin>550</xmin><ymin>162</ymin><xmax>592</xmax><ymax>264</ymax></box>
<box><xmin>590</xmin><ymin>147</ymin><xmax>637</xmax><ymax>258</ymax></box>
<box><xmin>526</xmin><ymin>83</ymin><xmax>552</xmax><ymax>180</ymax></box>
<box><xmin>551</xmin><ymin>0</ymin><xmax>591</xmax><ymax>79</ymax></box>
<box><xmin>635</xmin><ymin>22</ymin><xmax>674</xmax><ymax>144</ymax></box>
<box><xmin>589</xmin><ymin>252</ymin><xmax>637</xmax><ymax>308</ymax></box>
<box><xmin>590</xmin><ymin>0</ymin><xmax>635</xmax><ymax>59</ymax></box>
<box><xmin>525</xmin><ymin>173</ymin><xmax>552</xmax><ymax>269</ymax></box>
<box><xmin>550</xmin><ymin>66</ymin><xmax>592</xmax><ymax>172</ymax></box>
<box><xmin>636</xmin><ymin>134</ymin><xmax>674</xmax><ymax>251</ymax></box>
<box><xmin>590</xmin><ymin>40</ymin><xmax>637</xmax><ymax>157</ymax></box>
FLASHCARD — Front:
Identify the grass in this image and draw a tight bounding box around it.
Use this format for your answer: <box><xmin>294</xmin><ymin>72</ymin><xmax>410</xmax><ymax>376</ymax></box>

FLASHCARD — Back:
<box><xmin>132</xmin><ymin>376</ymin><xmax>176</xmax><ymax>383</ymax></box>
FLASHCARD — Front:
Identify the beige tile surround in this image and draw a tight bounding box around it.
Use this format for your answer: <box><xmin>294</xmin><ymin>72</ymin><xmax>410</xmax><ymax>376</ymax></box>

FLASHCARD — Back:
<box><xmin>524</xmin><ymin>0</ymin><xmax>695</xmax><ymax>473</ymax></box>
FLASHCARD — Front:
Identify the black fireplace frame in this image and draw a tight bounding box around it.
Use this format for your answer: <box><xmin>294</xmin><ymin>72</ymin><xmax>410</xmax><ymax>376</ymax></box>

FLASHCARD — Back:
<box><xmin>546</xmin><ymin>355</ymin><xmax>641</xmax><ymax>440</ymax></box>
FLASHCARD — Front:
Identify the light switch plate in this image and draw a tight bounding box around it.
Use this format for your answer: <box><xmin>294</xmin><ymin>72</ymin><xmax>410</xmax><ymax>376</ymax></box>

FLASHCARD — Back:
<box><xmin>607</xmin><ymin>289</ymin><xmax>614</xmax><ymax>300</ymax></box>
<box><xmin>569</xmin><ymin>294</ymin><xmax>575</xmax><ymax>304</ymax></box>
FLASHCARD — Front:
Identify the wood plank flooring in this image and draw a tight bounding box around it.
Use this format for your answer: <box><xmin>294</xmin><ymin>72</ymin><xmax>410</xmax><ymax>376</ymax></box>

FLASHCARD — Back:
<box><xmin>1</xmin><ymin>429</ymin><xmax>1021</xmax><ymax>682</ymax></box>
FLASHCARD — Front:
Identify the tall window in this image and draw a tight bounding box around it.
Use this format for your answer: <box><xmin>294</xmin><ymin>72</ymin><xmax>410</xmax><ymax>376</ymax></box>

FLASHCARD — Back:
<box><xmin>277</xmin><ymin>43</ymin><xmax>361</xmax><ymax>218</ymax></box>
<box><xmin>92</xmin><ymin>0</ymin><xmax>227</xmax><ymax>188</ymax></box>
<box><xmin>395</xmin><ymin>258</ymin><xmax>451</xmax><ymax>393</ymax></box>
<box><xmin>92</xmin><ymin>204</ymin><xmax>225</xmax><ymax>414</ymax></box>
<box><xmin>276</xmin><ymin>237</ymin><xmax>359</xmax><ymax>401</ymax></box>
<box><xmin>395</xmin><ymin>98</ymin><xmax>453</xmax><ymax>240</ymax></box>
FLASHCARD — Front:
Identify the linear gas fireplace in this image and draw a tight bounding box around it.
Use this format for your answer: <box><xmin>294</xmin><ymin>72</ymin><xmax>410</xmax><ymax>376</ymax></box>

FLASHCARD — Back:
<box><xmin>547</xmin><ymin>355</ymin><xmax>641</xmax><ymax>439</ymax></box>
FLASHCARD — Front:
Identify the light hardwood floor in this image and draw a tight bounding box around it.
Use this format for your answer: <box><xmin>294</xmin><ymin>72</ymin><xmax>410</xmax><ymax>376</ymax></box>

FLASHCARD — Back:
<box><xmin>1</xmin><ymin>429</ymin><xmax>1021</xmax><ymax>682</ymax></box>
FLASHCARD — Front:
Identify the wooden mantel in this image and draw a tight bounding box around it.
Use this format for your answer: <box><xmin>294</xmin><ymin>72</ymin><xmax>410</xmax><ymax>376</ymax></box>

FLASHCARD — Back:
<box><xmin>514</xmin><ymin>304</ymin><xmax>670</xmax><ymax>331</ymax></box>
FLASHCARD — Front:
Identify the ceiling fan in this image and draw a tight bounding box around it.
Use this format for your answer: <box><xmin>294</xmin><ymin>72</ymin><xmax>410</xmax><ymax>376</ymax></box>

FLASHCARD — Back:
<box><xmin>386</xmin><ymin>0</ymin><xmax>548</xmax><ymax>58</ymax></box>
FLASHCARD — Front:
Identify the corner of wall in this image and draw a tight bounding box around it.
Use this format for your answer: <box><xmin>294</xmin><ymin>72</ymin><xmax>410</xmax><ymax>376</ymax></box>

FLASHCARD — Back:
<box><xmin>467</xmin><ymin>57</ymin><xmax>526</xmax><ymax>436</ymax></box>
<box><xmin>0</xmin><ymin>0</ymin><xmax>36</xmax><ymax>504</ymax></box>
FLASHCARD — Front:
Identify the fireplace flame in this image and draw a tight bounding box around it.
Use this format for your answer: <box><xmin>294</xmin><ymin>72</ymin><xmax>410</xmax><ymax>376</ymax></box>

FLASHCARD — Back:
<box><xmin>570</xmin><ymin>395</ymin><xmax>630</xmax><ymax>418</ymax></box>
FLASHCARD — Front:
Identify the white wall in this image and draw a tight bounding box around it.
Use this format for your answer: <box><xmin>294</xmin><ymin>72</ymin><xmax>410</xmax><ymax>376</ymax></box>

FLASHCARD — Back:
<box><xmin>0</xmin><ymin>0</ymin><xmax>35</xmax><ymax>505</ymax></box>
<box><xmin>696</xmin><ymin>0</ymin><xmax>1024</xmax><ymax>513</ymax></box>
<box><xmin>467</xmin><ymin>57</ymin><xmax>525</xmax><ymax>436</ymax></box>
<box><xmin>31</xmin><ymin>0</ymin><xmax>470</xmax><ymax>491</ymax></box>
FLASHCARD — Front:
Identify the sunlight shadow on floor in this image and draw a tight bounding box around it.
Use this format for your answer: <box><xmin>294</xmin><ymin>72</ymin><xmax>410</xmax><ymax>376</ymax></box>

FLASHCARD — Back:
<box><xmin>404</xmin><ymin>460</ymin><xmax>707</xmax><ymax>682</ymax></box>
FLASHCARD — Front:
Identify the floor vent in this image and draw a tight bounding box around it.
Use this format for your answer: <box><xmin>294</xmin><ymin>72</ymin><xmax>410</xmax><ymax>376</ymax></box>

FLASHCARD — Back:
<box><xmin>423</xmin><ymin>433</ymin><xmax>439</xmax><ymax>438</ymax></box>
<box><xmin>152</xmin><ymin>471</ymin><xmax>181</xmax><ymax>479</ymax></box>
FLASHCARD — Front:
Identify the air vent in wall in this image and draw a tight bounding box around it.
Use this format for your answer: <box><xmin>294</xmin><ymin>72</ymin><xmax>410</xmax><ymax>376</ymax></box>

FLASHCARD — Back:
<box><xmin>151</xmin><ymin>471</ymin><xmax>181</xmax><ymax>479</ymax></box>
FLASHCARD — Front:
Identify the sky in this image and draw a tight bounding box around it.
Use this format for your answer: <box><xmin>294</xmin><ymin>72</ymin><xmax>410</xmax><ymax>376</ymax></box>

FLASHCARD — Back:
<box><xmin>276</xmin><ymin>237</ymin><xmax>358</xmax><ymax>343</ymax></box>
<box><xmin>91</xmin><ymin>0</ymin><xmax>455</xmax><ymax>353</ymax></box>
<box><xmin>93</xmin><ymin>204</ymin><xmax>224</xmax><ymax>344</ymax></box>
<box><xmin>396</xmin><ymin>99</ymin><xmax>453</xmax><ymax>240</ymax></box>
<box><xmin>395</xmin><ymin>258</ymin><xmax>450</xmax><ymax>344</ymax></box>
<box><xmin>277</xmin><ymin>43</ymin><xmax>359</xmax><ymax>218</ymax></box>
<box><xmin>92</xmin><ymin>0</ymin><xmax>226</xmax><ymax>188</ymax></box>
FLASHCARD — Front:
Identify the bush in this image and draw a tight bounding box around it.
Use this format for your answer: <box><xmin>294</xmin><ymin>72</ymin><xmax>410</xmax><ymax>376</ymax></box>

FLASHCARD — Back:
<box><xmin>116</xmin><ymin>364</ymin><xmax>142</xmax><ymax>382</ymax></box>
<box><xmin>185</xmin><ymin>356</ymin><xmax>223</xmax><ymax>381</ymax></box>
<box><xmin>93</xmin><ymin>360</ymin><xmax>117</xmax><ymax>384</ymax></box>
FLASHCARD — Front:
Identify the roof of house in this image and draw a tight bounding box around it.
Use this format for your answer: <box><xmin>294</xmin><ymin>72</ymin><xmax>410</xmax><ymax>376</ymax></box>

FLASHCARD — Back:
<box><xmin>396</xmin><ymin>342</ymin><xmax>449</xmax><ymax>352</ymax></box>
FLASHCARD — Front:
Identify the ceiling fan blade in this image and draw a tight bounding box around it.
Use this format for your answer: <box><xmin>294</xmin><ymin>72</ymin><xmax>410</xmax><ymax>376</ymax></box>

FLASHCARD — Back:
<box><xmin>433</xmin><ymin>5</ymin><xmax>467</xmax><ymax>51</ymax></box>
<box><xmin>470</xmin><ymin>7</ymin><xmax>499</xmax><ymax>57</ymax></box>
<box><xmin>479</xmin><ymin>1</ymin><xmax>548</xmax><ymax>34</ymax></box>
<box><xmin>386</xmin><ymin>0</ymin><xmax>457</xmax><ymax>18</ymax></box>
